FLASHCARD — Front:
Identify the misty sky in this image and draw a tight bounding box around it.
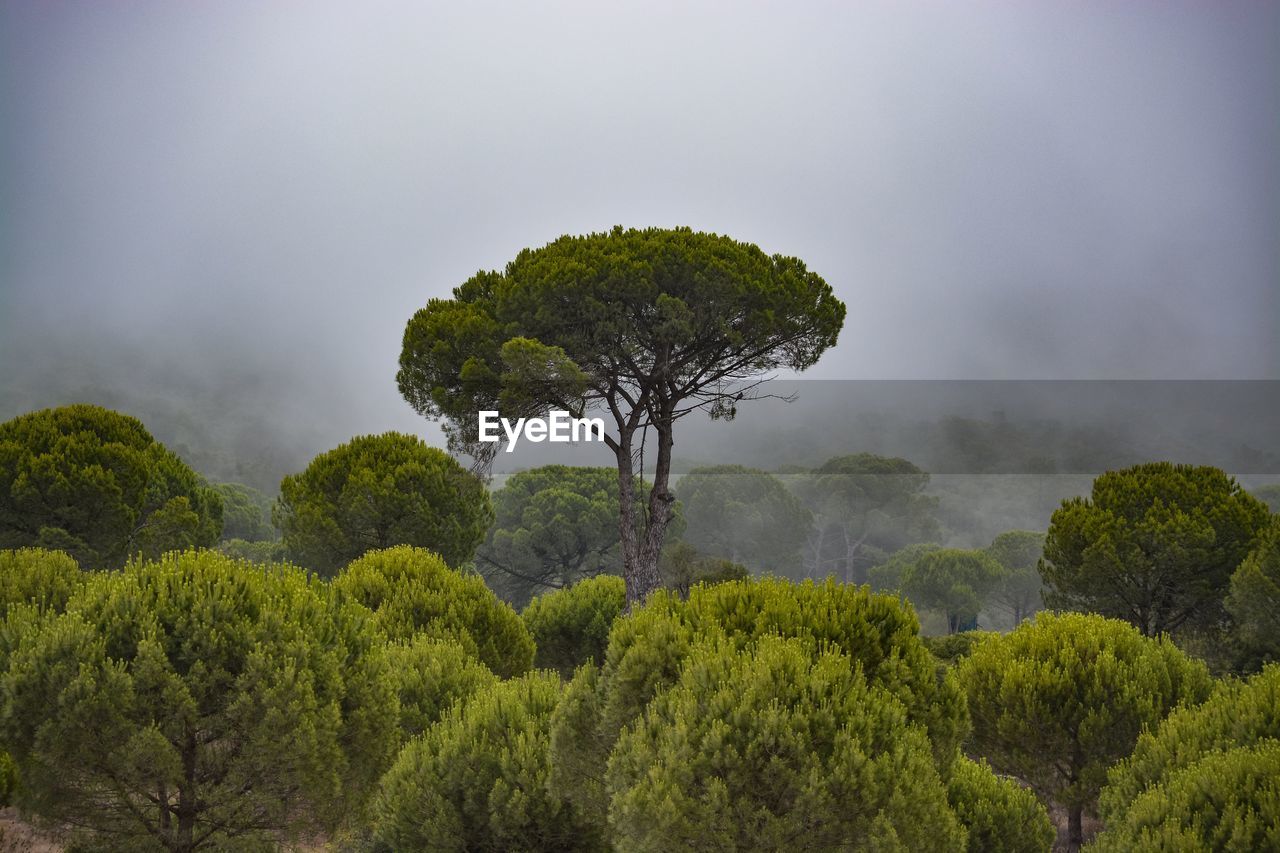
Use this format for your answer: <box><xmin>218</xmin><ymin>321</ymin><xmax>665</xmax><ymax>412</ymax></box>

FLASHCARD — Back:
<box><xmin>2</xmin><ymin>1</ymin><xmax>1277</xmax><ymax>450</ymax></box>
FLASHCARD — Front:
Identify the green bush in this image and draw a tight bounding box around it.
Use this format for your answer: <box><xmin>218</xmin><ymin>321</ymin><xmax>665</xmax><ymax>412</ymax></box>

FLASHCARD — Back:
<box><xmin>946</xmin><ymin>756</ymin><xmax>1054</xmax><ymax>853</ymax></box>
<box><xmin>0</xmin><ymin>549</ymin><xmax>399</xmax><ymax>850</ymax></box>
<box><xmin>606</xmin><ymin>635</ymin><xmax>965</xmax><ymax>852</ymax></box>
<box><xmin>1089</xmin><ymin>741</ymin><xmax>1280</xmax><ymax>852</ymax></box>
<box><xmin>333</xmin><ymin>545</ymin><xmax>534</xmax><ymax>678</ymax></box>
<box><xmin>523</xmin><ymin>575</ymin><xmax>626</xmax><ymax>678</ymax></box>
<box><xmin>217</xmin><ymin>537</ymin><xmax>289</xmax><ymax>563</ymax></box>
<box><xmin>275</xmin><ymin>432</ymin><xmax>492</xmax><ymax>576</ymax></box>
<box><xmin>0</xmin><ymin>548</ymin><xmax>83</xmax><ymax>618</ymax></box>
<box><xmin>923</xmin><ymin>630</ymin><xmax>995</xmax><ymax>666</ymax></box>
<box><xmin>658</xmin><ymin>542</ymin><xmax>749</xmax><ymax>598</ymax></box>
<box><xmin>0</xmin><ymin>750</ymin><xmax>15</xmax><ymax>808</ymax></box>
<box><xmin>374</xmin><ymin>671</ymin><xmax>605</xmax><ymax>852</ymax></box>
<box><xmin>0</xmin><ymin>404</ymin><xmax>223</xmax><ymax>569</ymax></box>
<box><xmin>957</xmin><ymin>612</ymin><xmax>1212</xmax><ymax>850</ymax></box>
<box><xmin>1100</xmin><ymin>663</ymin><xmax>1280</xmax><ymax>820</ymax></box>
<box><xmin>550</xmin><ymin>577</ymin><xmax>968</xmax><ymax>836</ymax></box>
<box><xmin>380</xmin><ymin>635</ymin><xmax>496</xmax><ymax>741</ymax></box>
<box><xmin>1225</xmin><ymin>518</ymin><xmax>1280</xmax><ymax>664</ymax></box>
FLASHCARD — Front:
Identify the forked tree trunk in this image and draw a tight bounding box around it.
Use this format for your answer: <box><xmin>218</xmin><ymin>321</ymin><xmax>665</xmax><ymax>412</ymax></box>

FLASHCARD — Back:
<box><xmin>613</xmin><ymin>411</ymin><xmax>678</xmax><ymax>610</ymax></box>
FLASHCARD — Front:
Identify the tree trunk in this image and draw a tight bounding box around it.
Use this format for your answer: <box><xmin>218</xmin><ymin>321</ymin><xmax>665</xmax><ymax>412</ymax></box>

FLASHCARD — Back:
<box><xmin>1066</xmin><ymin>804</ymin><xmax>1083</xmax><ymax>852</ymax></box>
<box><xmin>613</xmin><ymin>410</ymin><xmax>677</xmax><ymax>610</ymax></box>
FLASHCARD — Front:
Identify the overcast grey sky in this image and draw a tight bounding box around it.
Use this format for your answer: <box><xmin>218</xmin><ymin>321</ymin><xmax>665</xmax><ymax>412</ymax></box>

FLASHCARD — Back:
<box><xmin>2</xmin><ymin>1</ymin><xmax>1277</xmax><ymax>448</ymax></box>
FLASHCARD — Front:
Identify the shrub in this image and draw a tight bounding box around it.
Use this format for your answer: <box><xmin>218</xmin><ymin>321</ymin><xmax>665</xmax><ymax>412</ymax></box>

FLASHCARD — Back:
<box><xmin>374</xmin><ymin>671</ymin><xmax>604</xmax><ymax>852</ymax></box>
<box><xmin>0</xmin><ymin>548</ymin><xmax>83</xmax><ymax>618</ymax></box>
<box><xmin>1099</xmin><ymin>663</ymin><xmax>1280</xmax><ymax>820</ymax></box>
<box><xmin>523</xmin><ymin>576</ymin><xmax>626</xmax><ymax>678</ymax></box>
<box><xmin>275</xmin><ymin>432</ymin><xmax>492</xmax><ymax>576</ymax></box>
<box><xmin>1224</xmin><ymin>518</ymin><xmax>1280</xmax><ymax>664</ymax></box>
<box><xmin>0</xmin><ymin>404</ymin><xmax>223</xmax><ymax>569</ymax></box>
<box><xmin>957</xmin><ymin>612</ymin><xmax>1212</xmax><ymax>850</ymax></box>
<box><xmin>380</xmin><ymin>635</ymin><xmax>496</xmax><ymax>741</ymax></box>
<box><xmin>606</xmin><ymin>635</ymin><xmax>965</xmax><ymax>852</ymax></box>
<box><xmin>1090</xmin><ymin>741</ymin><xmax>1280</xmax><ymax>852</ymax></box>
<box><xmin>923</xmin><ymin>630</ymin><xmax>995</xmax><ymax>666</ymax></box>
<box><xmin>333</xmin><ymin>545</ymin><xmax>534</xmax><ymax>678</ymax></box>
<box><xmin>550</xmin><ymin>577</ymin><xmax>968</xmax><ymax>836</ymax></box>
<box><xmin>0</xmin><ymin>549</ymin><xmax>399</xmax><ymax>850</ymax></box>
<box><xmin>946</xmin><ymin>756</ymin><xmax>1054</xmax><ymax>853</ymax></box>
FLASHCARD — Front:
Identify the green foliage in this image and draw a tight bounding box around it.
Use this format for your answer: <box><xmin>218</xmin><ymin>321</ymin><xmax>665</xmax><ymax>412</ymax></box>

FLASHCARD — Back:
<box><xmin>946</xmin><ymin>756</ymin><xmax>1054</xmax><ymax>853</ymax></box>
<box><xmin>0</xmin><ymin>404</ymin><xmax>223</xmax><ymax>569</ymax></box>
<box><xmin>1042</xmin><ymin>463</ymin><xmax>1270</xmax><ymax>636</ymax></box>
<box><xmin>1250</xmin><ymin>483</ymin><xmax>1280</xmax><ymax>512</ymax></box>
<box><xmin>212</xmin><ymin>481</ymin><xmax>275</xmax><ymax>541</ymax></box>
<box><xmin>957</xmin><ymin>612</ymin><xmax>1212</xmax><ymax>848</ymax></box>
<box><xmin>550</xmin><ymin>577</ymin><xmax>969</xmax><ymax>835</ymax></box>
<box><xmin>985</xmin><ymin>530</ymin><xmax>1045</xmax><ymax>625</ymax></box>
<box><xmin>675</xmin><ymin>465</ymin><xmax>812</xmax><ymax>575</ymax></box>
<box><xmin>0</xmin><ymin>749</ymin><xmax>14</xmax><ymax>808</ymax></box>
<box><xmin>275</xmin><ymin>432</ymin><xmax>492</xmax><ymax>577</ymax></box>
<box><xmin>1225</xmin><ymin>518</ymin><xmax>1280</xmax><ymax>663</ymax></box>
<box><xmin>478</xmin><ymin>466</ymin><xmax>653</xmax><ymax>609</ymax></box>
<box><xmin>522</xmin><ymin>575</ymin><xmax>626</xmax><ymax>678</ymax></box>
<box><xmin>397</xmin><ymin>227</ymin><xmax>845</xmax><ymax>603</ymax></box>
<box><xmin>379</xmin><ymin>635</ymin><xmax>497</xmax><ymax>742</ymax></box>
<box><xmin>789</xmin><ymin>453</ymin><xmax>940</xmax><ymax>584</ymax></box>
<box><xmin>0</xmin><ymin>549</ymin><xmax>399</xmax><ymax>850</ymax></box>
<box><xmin>374</xmin><ymin>671</ymin><xmax>605</xmax><ymax>853</ymax></box>
<box><xmin>1089</xmin><ymin>741</ymin><xmax>1280</xmax><ymax>853</ymax></box>
<box><xmin>1099</xmin><ymin>663</ymin><xmax>1280</xmax><ymax>819</ymax></box>
<box><xmin>216</xmin><ymin>537</ymin><xmax>288</xmax><ymax>563</ymax></box>
<box><xmin>0</xmin><ymin>547</ymin><xmax>83</xmax><ymax>619</ymax></box>
<box><xmin>923</xmin><ymin>630</ymin><xmax>995</xmax><ymax>666</ymax></box>
<box><xmin>868</xmin><ymin>542</ymin><xmax>941</xmax><ymax>593</ymax></box>
<box><xmin>657</xmin><ymin>541</ymin><xmax>749</xmax><ymax>598</ymax></box>
<box><xmin>902</xmin><ymin>548</ymin><xmax>1006</xmax><ymax>633</ymax></box>
<box><xmin>332</xmin><ymin>545</ymin><xmax>533</xmax><ymax>678</ymax></box>
<box><xmin>606</xmin><ymin>635</ymin><xmax>966</xmax><ymax>852</ymax></box>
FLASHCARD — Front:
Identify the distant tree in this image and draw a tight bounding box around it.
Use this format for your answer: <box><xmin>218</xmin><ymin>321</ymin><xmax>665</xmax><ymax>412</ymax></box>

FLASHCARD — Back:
<box><xmin>477</xmin><ymin>466</ymin><xmax>644</xmax><ymax>608</ymax></box>
<box><xmin>212</xmin><ymin>482</ymin><xmax>275</xmax><ymax>541</ymax></box>
<box><xmin>275</xmin><ymin>432</ymin><xmax>492</xmax><ymax>576</ymax></box>
<box><xmin>1250</xmin><ymin>483</ymin><xmax>1280</xmax><ymax>512</ymax></box>
<box><xmin>868</xmin><ymin>542</ymin><xmax>942</xmax><ymax>593</ymax></box>
<box><xmin>958</xmin><ymin>612</ymin><xmax>1212</xmax><ymax>852</ymax></box>
<box><xmin>985</xmin><ymin>530</ymin><xmax>1044</xmax><ymax>625</ymax></box>
<box><xmin>657</xmin><ymin>541</ymin><xmax>749</xmax><ymax>598</ymax></box>
<box><xmin>375</xmin><ymin>672</ymin><xmax>604</xmax><ymax>853</ymax></box>
<box><xmin>0</xmin><ymin>550</ymin><xmax>399</xmax><ymax>852</ymax></box>
<box><xmin>0</xmin><ymin>404</ymin><xmax>223</xmax><ymax>569</ymax></box>
<box><xmin>522</xmin><ymin>575</ymin><xmax>626</xmax><ymax>678</ymax></box>
<box><xmin>396</xmin><ymin>227</ymin><xmax>845</xmax><ymax>607</ymax></box>
<box><xmin>675</xmin><ymin>465</ymin><xmax>812</xmax><ymax>575</ymax></box>
<box><xmin>788</xmin><ymin>454</ymin><xmax>940</xmax><ymax>584</ymax></box>
<box><xmin>216</xmin><ymin>537</ymin><xmax>287</xmax><ymax>563</ymax></box>
<box><xmin>1041</xmin><ymin>463</ymin><xmax>1270</xmax><ymax>636</ymax></box>
<box><xmin>1224</xmin><ymin>519</ymin><xmax>1280</xmax><ymax>664</ymax></box>
<box><xmin>332</xmin><ymin>545</ymin><xmax>534</xmax><ymax>678</ymax></box>
<box><xmin>606</xmin><ymin>636</ymin><xmax>966</xmax><ymax>852</ymax></box>
<box><xmin>901</xmin><ymin>548</ymin><xmax>1005</xmax><ymax>634</ymax></box>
